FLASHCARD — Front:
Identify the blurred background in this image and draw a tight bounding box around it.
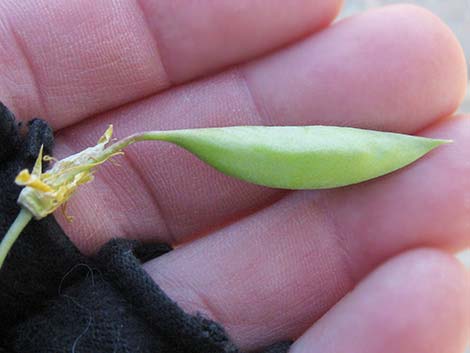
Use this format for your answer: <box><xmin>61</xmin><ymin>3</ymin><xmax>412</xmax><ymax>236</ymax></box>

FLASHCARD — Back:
<box><xmin>340</xmin><ymin>2</ymin><xmax>470</xmax><ymax>351</ymax></box>
<box><xmin>340</xmin><ymin>1</ymin><xmax>470</xmax><ymax>112</ymax></box>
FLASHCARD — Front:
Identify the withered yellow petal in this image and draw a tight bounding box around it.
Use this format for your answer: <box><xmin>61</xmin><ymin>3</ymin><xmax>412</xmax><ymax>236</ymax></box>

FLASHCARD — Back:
<box><xmin>98</xmin><ymin>125</ymin><xmax>113</xmax><ymax>144</ymax></box>
<box><xmin>15</xmin><ymin>170</ymin><xmax>54</xmax><ymax>193</ymax></box>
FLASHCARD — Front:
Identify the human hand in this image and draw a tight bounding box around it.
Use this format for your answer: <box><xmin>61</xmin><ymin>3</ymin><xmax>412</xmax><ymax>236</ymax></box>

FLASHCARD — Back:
<box><xmin>2</xmin><ymin>1</ymin><xmax>469</xmax><ymax>352</ymax></box>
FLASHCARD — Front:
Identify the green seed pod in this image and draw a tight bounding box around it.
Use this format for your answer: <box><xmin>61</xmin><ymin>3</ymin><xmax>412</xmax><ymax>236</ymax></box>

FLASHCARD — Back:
<box><xmin>3</xmin><ymin>125</ymin><xmax>448</xmax><ymax>272</ymax></box>
<box><xmin>142</xmin><ymin>126</ymin><xmax>449</xmax><ymax>189</ymax></box>
<box><xmin>15</xmin><ymin>125</ymin><xmax>449</xmax><ymax>221</ymax></box>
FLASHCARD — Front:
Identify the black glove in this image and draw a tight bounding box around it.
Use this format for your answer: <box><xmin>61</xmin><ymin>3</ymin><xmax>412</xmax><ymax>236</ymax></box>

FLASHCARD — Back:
<box><xmin>0</xmin><ymin>103</ymin><xmax>292</xmax><ymax>353</ymax></box>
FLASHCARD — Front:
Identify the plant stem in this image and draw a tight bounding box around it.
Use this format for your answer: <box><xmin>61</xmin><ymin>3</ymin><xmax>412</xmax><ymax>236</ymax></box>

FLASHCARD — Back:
<box><xmin>0</xmin><ymin>208</ymin><xmax>33</xmax><ymax>270</ymax></box>
<box><xmin>103</xmin><ymin>131</ymin><xmax>168</xmax><ymax>157</ymax></box>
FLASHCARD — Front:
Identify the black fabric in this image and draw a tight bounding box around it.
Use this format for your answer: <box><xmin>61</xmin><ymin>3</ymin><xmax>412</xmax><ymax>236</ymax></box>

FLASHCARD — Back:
<box><xmin>262</xmin><ymin>342</ymin><xmax>294</xmax><ymax>353</ymax></box>
<box><xmin>0</xmin><ymin>110</ymin><xmax>85</xmax><ymax>336</ymax></box>
<box><xmin>0</xmin><ymin>104</ymin><xmax>293</xmax><ymax>353</ymax></box>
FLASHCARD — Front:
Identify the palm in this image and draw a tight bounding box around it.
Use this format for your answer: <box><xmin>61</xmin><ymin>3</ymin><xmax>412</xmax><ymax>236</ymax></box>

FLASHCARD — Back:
<box><xmin>3</xmin><ymin>1</ymin><xmax>469</xmax><ymax>352</ymax></box>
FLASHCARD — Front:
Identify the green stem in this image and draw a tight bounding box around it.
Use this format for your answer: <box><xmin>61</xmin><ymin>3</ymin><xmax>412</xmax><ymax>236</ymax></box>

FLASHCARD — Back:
<box><xmin>0</xmin><ymin>208</ymin><xmax>33</xmax><ymax>270</ymax></box>
<box><xmin>103</xmin><ymin>131</ymin><xmax>168</xmax><ymax>157</ymax></box>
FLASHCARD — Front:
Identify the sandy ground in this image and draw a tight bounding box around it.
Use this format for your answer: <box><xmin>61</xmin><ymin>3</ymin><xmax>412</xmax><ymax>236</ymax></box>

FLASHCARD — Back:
<box><xmin>340</xmin><ymin>2</ymin><xmax>470</xmax><ymax>351</ymax></box>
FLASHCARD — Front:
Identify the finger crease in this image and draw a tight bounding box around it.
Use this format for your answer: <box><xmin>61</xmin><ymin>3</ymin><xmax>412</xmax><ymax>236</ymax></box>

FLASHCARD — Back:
<box><xmin>122</xmin><ymin>150</ymin><xmax>176</xmax><ymax>244</ymax></box>
<box><xmin>238</xmin><ymin>67</ymin><xmax>271</xmax><ymax>126</ymax></box>
<box><xmin>9</xmin><ymin>26</ymin><xmax>49</xmax><ymax>119</ymax></box>
<box><xmin>320</xmin><ymin>195</ymin><xmax>358</xmax><ymax>290</ymax></box>
<box><xmin>133</xmin><ymin>0</ymin><xmax>173</xmax><ymax>86</ymax></box>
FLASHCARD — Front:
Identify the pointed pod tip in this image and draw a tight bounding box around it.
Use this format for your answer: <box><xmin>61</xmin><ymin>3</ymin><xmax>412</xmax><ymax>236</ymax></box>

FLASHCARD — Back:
<box><xmin>419</xmin><ymin>136</ymin><xmax>452</xmax><ymax>147</ymax></box>
<box><xmin>432</xmin><ymin>138</ymin><xmax>453</xmax><ymax>147</ymax></box>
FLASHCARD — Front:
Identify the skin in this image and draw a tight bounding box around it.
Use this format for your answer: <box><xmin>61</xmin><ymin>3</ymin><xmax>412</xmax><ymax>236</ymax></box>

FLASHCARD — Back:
<box><xmin>0</xmin><ymin>0</ymin><xmax>469</xmax><ymax>351</ymax></box>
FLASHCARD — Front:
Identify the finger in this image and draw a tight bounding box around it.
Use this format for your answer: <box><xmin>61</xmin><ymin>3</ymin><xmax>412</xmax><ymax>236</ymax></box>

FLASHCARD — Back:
<box><xmin>321</xmin><ymin>114</ymin><xmax>470</xmax><ymax>280</ymax></box>
<box><xmin>0</xmin><ymin>0</ymin><xmax>342</xmax><ymax>129</ymax></box>
<box><xmin>54</xmin><ymin>5</ymin><xmax>467</xmax><ymax>253</ymax></box>
<box><xmin>244</xmin><ymin>4</ymin><xmax>467</xmax><ymax>132</ymax></box>
<box><xmin>290</xmin><ymin>249</ymin><xmax>470</xmax><ymax>353</ymax></box>
<box><xmin>138</xmin><ymin>0</ymin><xmax>343</xmax><ymax>83</ymax></box>
<box><xmin>144</xmin><ymin>116</ymin><xmax>470</xmax><ymax>351</ymax></box>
